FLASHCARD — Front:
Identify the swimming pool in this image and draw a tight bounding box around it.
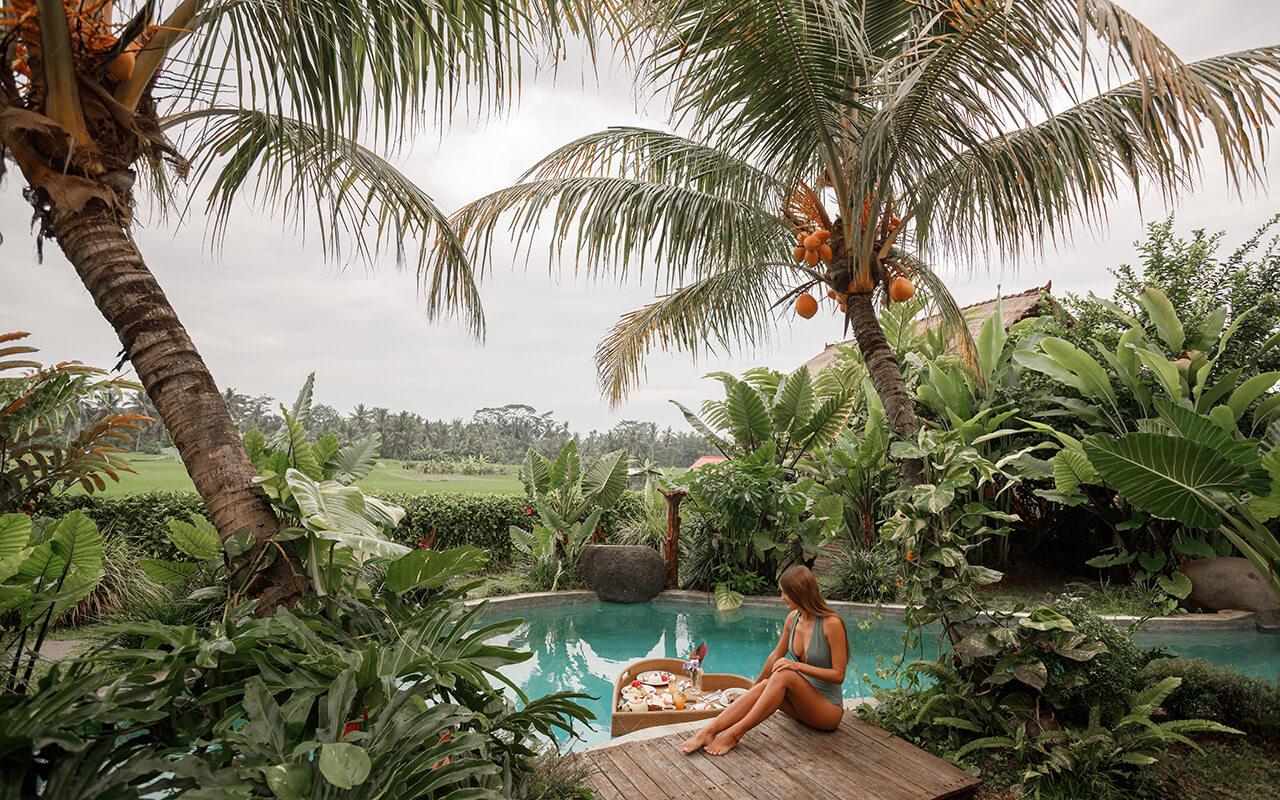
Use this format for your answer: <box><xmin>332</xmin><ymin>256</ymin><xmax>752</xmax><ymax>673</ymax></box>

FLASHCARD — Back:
<box><xmin>482</xmin><ymin>599</ymin><xmax>1280</xmax><ymax>750</ymax></box>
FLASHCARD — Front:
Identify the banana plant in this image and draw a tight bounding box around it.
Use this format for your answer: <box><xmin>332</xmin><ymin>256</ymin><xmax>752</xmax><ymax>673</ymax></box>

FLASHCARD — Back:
<box><xmin>510</xmin><ymin>440</ymin><xmax>628</xmax><ymax>587</ymax></box>
<box><xmin>237</xmin><ymin>376</ymin><xmax>407</xmax><ymax>596</ymax></box>
<box><xmin>673</xmin><ymin>365</ymin><xmax>857</xmax><ymax>468</ymax></box>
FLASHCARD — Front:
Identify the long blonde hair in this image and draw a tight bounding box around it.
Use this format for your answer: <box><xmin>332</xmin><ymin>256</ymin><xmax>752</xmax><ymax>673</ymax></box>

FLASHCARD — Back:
<box><xmin>779</xmin><ymin>565</ymin><xmax>836</xmax><ymax>618</ymax></box>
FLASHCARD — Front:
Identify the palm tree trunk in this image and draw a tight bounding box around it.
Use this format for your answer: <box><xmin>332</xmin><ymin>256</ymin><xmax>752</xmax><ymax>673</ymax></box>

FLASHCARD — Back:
<box><xmin>46</xmin><ymin>196</ymin><xmax>305</xmax><ymax>610</ymax></box>
<box><xmin>847</xmin><ymin>290</ymin><xmax>923</xmax><ymax>483</ymax></box>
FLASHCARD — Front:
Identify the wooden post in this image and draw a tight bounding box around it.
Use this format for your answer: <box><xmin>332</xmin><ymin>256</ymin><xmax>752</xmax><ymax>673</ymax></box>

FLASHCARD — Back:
<box><xmin>662</xmin><ymin>491</ymin><xmax>686</xmax><ymax>588</ymax></box>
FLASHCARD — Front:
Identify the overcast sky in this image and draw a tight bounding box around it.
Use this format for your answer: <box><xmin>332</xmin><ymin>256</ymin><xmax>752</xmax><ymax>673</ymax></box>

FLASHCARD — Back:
<box><xmin>2</xmin><ymin>1</ymin><xmax>1279</xmax><ymax>434</ymax></box>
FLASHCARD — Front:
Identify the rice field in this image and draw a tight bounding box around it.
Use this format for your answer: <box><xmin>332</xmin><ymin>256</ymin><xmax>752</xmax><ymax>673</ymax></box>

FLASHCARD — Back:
<box><xmin>89</xmin><ymin>454</ymin><xmax>525</xmax><ymax>495</ymax></box>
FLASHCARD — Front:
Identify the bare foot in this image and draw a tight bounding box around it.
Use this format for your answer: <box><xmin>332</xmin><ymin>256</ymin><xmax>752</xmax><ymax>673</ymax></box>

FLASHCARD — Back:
<box><xmin>705</xmin><ymin>732</ymin><xmax>741</xmax><ymax>756</ymax></box>
<box><xmin>681</xmin><ymin>729</ymin><xmax>716</xmax><ymax>754</ymax></box>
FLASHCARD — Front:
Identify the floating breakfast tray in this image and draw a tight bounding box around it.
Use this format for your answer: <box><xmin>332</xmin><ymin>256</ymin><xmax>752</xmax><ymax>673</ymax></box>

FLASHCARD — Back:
<box><xmin>610</xmin><ymin>657</ymin><xmax>754</xmax><ymax>737</ymax></box>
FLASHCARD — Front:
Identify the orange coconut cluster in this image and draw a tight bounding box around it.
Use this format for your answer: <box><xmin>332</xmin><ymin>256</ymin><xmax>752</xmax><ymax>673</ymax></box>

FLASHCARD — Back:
<box><xmin>2</xmin><ymin>0</ymin><xmax>156</xmax><ymax>83</ymax></box>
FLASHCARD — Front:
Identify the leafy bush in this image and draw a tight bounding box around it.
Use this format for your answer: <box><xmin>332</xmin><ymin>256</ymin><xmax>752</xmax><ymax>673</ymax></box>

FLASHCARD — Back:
<box><xmin>57</xmin><ymin>527</ymin><xmax>165</xmax><ymax>628</ymax></box>
<box><xmin>38</xmin><ymin>490</ymin><xmax>648</xmax><ymax>565</ymax></box>
<box><xmin>517</xmin><ymin>747</ymin><xmax>599</xmax><ymax>800</ymax></box>
<box><xmin>828</xmin><ymin>546</ymin><xmax>902</xmax><ymax>603</ymax></box>
<box><xmin>3</xmin><ymin>552</ymin><xmax>593</xmax><ymax>798</ymax></box>
<box><xmin>1050</xmin><ymin>600</ymin><xmax>1156</xmax><ymax>720</ymax></box>
<box><xmin>36</xmin><ymin>492</ymin><xmax>208</xmax><ymax>558</ymax></box>
<box><xmin>1142</xmin><ymin>657</ymin><xmax>1280</xmax><ymax>730</ymax></box>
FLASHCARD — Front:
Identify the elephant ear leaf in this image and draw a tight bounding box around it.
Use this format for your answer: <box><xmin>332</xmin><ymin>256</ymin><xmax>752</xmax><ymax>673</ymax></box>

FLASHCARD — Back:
<box><xmin>581</xmin><ymin>450</ymin><xmax>627</xmax><ymax>509</ymax></box>
<box><xmin>328</xmin><ymin>434</ymin><xmax>381</xmax><ymax>484</ymax></box>
<box><xmin>1083</xmin><ymin>433</ymin><xmax>1250</xmax><ymax>529</ymax></box>
<box><xmin>714</xmin><ymin>583</ymin><xmax>744</xmax><ymax>612</ymax></box>
<box><xmin>385</xmin><ymin>546</ymin><xmax>487</xmax><ymax>594</ymax></box>
<box><xmin>1249</xmin><ymin>446</ymin><xmax>1280</xmax><ymax>522</ymax></box>
<box><xmin>671</xmin><ymin>400</ymin><xmax>734</xmax><ymax>454</ymax></box>
<box><xmin>520</xmin><ymin>448</ymin><xmax>553</xmax><ymax>495</ymax></box>
<box><xmin>0</xmin><ymin>513</ymin><xmax>31</xmax><ymax>559</ymax></box>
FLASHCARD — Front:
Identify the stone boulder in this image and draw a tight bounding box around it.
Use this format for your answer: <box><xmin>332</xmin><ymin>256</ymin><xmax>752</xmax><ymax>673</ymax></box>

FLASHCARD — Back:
<box><xmin>580</xmin><ymin>545</ymin><xmax>665</xmax><ymax>603</ymax></box>
<box><xmin>1181</xmin><ymin>557</ymin><xmax>1280</xmax><ymax>623</ymax></box>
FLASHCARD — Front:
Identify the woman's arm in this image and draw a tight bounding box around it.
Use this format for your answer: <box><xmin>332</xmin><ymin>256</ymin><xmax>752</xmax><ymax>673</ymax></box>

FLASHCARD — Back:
<box><xmin>772</xmin><ymin>615</ymin><xmax>848</xmax><ymax>684</ymax></box>
<box><xmin>757</xmin><ymin>612</ymin><xmax>793</xmax><ymax>683</ymax></box>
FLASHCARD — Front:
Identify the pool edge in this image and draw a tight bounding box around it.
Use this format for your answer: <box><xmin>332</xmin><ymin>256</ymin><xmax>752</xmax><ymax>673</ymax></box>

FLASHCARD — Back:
<box><xmin>469</xmin><ymin>589</ymin><xmax>1264</xmax><ymax>633</ymax></box>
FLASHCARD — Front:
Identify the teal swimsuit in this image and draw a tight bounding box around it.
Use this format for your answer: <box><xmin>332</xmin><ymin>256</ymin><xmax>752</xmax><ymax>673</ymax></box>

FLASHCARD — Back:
<box><xmin>786</xmin><ymin>611</ymin><xmax>844</xmax><ymax>708</ymax></box>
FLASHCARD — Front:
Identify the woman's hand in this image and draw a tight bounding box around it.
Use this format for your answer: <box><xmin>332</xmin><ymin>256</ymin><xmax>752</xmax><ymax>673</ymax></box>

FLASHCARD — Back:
<box><xmin>771</xmin><ymin>657</ymin><xmax>800</xmax><ymax>674</ymax></box>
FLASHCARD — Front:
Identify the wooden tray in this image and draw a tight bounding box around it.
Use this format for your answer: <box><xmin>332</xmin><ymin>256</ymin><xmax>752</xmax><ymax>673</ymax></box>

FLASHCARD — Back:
<box><xmin>610</xmin><ymin>657</ymin><xmax>753</xmax><ymax>737</ymax></box>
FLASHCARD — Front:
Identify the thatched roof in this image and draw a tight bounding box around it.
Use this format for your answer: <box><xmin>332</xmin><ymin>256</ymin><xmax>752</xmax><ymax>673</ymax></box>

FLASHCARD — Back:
<box><xmin>798</xmin><ymin>283</ymin><xmax>1059</xmax><ymax>375</ymax></box>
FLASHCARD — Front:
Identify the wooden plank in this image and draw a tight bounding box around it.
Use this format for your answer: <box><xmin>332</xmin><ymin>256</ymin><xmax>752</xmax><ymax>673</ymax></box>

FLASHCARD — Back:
<box><xmin>829</xmin><ymin>721</ymin><xmax>980</xmax><ymax>793</ymax></box>
<box><xmin>583</xmin><ymin>712</ymin><xmax>981</xmax><ymax>800</ymax></box>
<box><xmin>752</xmin><ymin>720</ymin><xmax>909</xmax><ymax>800</ymax></box>
<box><xmin>785</xmin><ymin>719</ymin><xmax>979</xmax><ymax>799</ymax></box>
<box><xmin>581</xmin><ymin>769</ymin><xmax>625</xmax><ymax>800</ymax></box>
<box><xmin>634</xmin><ymin>740</ymin><xmax>739</xmax><ymax>800</ymax></box>
<box><xmin>644</xmin><ymin>738</ymin><xmax>790</xmax><ymax>800</ymax></box>
<box><xmin>607</xmin><ymin>741</ymin><xmax>686</xmax><ymax>799</ymax></box>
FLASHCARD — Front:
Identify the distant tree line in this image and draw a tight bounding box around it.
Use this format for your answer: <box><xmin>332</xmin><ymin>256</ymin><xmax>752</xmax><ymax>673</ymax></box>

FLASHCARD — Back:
<box><xmin>80</xmin><ymin>393</ymin><xmax>710</xmax><ymax>467</ymax></box>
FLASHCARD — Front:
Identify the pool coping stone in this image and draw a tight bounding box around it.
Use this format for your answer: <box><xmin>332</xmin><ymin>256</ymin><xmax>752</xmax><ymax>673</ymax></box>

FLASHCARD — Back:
<box><xmin>470</xmin><ymin>589</ymin><xmax>1265</xmax><ymax>632</ymax></box>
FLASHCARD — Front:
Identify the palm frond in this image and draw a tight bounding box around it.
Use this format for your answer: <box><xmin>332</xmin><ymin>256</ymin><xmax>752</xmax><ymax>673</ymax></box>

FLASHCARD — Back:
<box><xmin>594</xmin><ymin>260</ymin><xmax>796</xmax><ymax>405</ymax></box>
<box><xmin>164</xmin><ymin>108</ymin><xmax>482</xmax><ymax>336</ymax></box>
<box><xmin>447</xmin><ymin>172</ymin><xmax>789</xmax><ymax>288</ymax></box>
<box><xmin>904</xmin><ymin>48</ymin><xmax>1280</xmax><ymax>263</ymax></box>
<box><xmin>165</xmin><ymin>0</ymin><xmax>597</xmax><ymax>147</ymax></box>
<box><xmin>855</xmin><ymin>0</ymin><xmax>1280</xmax><ymax>265</ymax></box>
<box><xmin>628</xmin><ymin>0</ymin><xmax>869</xmax><ymax>189</ymax></box>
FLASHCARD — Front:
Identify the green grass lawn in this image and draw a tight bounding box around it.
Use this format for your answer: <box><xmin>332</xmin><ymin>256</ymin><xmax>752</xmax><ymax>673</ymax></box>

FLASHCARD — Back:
<box><xmin>92</xmin><ymin>455</ymin><xmax>523</xmax><ymax>495</ymax></box>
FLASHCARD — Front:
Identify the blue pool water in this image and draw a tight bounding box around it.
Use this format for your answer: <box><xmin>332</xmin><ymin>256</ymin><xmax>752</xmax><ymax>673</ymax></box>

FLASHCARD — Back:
<box><xmin>482</xmin><ymin>600</ymin><xmax>1280</xmax><ymax>750</ymax></box>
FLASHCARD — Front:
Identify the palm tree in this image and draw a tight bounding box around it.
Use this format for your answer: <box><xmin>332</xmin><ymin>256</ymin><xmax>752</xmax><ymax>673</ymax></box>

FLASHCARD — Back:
<box><xmin>0</xmin><ymin>0</ymin><xmax>596</xmax><ymax>603</ymax></box>
<box><xmin>446</xmin><ymin>0</ymin><xmax>1280</xmax><ymax>453</ymax></box>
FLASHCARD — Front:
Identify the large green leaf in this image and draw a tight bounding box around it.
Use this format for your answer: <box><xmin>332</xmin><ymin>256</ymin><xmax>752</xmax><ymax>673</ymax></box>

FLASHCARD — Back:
<box><xmin>0</xmin><ymin>513</ymin><xmax>31</xmax><ymax>559</ymax></box>
<box><xmin>670</xmin><ymin>400</ymin><xmax>734</xmax><ymax>454</ymax></box>
<box><xmin>1136</xmin><ymin>287</ymin><xmax>1185</xmax><ymax>354</ymax></box>
<box><xmin>1154</xmin><ymin>398</ymin><xmax>1263</xmax><ymax>477</ymax></box>
<box><xmin>285</xmin><ymin>469</ymin><xmax>381</xmax><ymax>538</ymax></box>
<box><xmin>794</xmin><ymin>390</ymin><xmax>857</xmax><ymax>453</ymax></box>
<box><xmin>327</xmin><ymin>434</ymin><xmax>381</xmax><ymax>484</ymax></box>
<box><xmin>1249</xmin><ymin>447</ymin><xmax>1280</xmax><ymax>522</ymax></box>
<box><xmin>139</xmin><ymin>559</ymin><xmax>200</xmax><ymax>584</ymax></box>
<box><xmin>167</xmin><ymin>516</ymin><xmax>221</xmax><ymax>562</ymax></box>
<box><xmin>1227</xmin><ymin>372</ymin><xmax>1280</xmax><ymax>422</ymax></box>
<box><xmin>725</xmin><ymin>380</ymin><xmax>772</xmax><ymax>449</ymax></box>
<box><xmin>581</xmin><ymin>449</ymin><xmax>628</xmax><ymax>509</ymax></box>
<box><xmin>771</xmin><ymin>367</ymin><xmax>815</xmax><ymax>439</ymax></box>
<box><xmin>1039</xmin><ymin>337</ymin><xmax>1115</xmax><ymax>404</ymax></box>
<box><xmin>1053</xmin><ymin>450</ymin><xmax>1097</xmax><ymax>495</ymax></box>
<box><xmin>384</xmin><ymin>546</ymin><xmax>488</xmax><ymax>595</ymax></box>
<box><xmin>520</xmin><ymin>448</ymin><xmax>552</xmax><ymax>495</ymax></box>
<box><xmin>1083</xmin><ymin>433</ymin><xmax>1250</xmax><ymax>529</ymax></box>
<box><xmin>318</xmin><ymin>742</ymin><xmax>370</xmax><ymax>789</ymax></box>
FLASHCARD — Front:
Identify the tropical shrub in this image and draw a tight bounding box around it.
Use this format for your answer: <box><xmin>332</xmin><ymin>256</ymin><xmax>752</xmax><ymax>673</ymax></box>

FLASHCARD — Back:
<box><xmin>676</xmin><ymin>367</ymin><xmax>851</xmax><ymax>595</ymax></box>
<box><xmin>1049</xmin><ymin>601</ymin><xmax>1156</xmax><ymax>721</ymax></box>
<box><xmin>509</xmin><ymin>440</ymin><xmax>628</xmax><ymax>590</ymax></box>
<box><xmin>57</xmin><ymin>527</ymin><xmax>164</xmax><ymax>628</ymax></box>
<box><xmin>1</xmin><ymin>550</ymin><xmax>592</xmax><ymax>798</ymax></box>
<box><xmin>827</xmin><ymin>546</ymin><xmax>902</xmax><ymax>604</ymax></box>
<box><xmin>1141</xmin><ymin>657</ymin><xmax>1280</xmax><ymax>730</ymax></box>
<box><xmin>0</xmin><ymin>332</ymin><xmax>149</xmax><ymax>512</ymax></box>
<box><xmin>36</xmin><ymin>490</ymin><xmax>649</xmax><ymax>564</ymax></box>
<box><xmin>1063</xmin><ymin>214</ymin><xmax>1280</xmax><ymax>383</ymax></box>
<box><xmin>0</xmin><ymin>511</ymin><xmax>104</xmax><ymax>693</ymax></box>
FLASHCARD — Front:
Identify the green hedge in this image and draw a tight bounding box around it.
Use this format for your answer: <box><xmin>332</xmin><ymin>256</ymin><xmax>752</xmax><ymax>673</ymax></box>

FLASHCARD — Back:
<box><xmin>37</xmin><ymin>490</ymin><xmax>649</xmax><ymax>563</ymax></box>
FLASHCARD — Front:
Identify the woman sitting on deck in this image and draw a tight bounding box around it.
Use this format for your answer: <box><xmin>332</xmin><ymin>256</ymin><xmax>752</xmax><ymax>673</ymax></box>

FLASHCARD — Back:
<box><xmin>683</xmin><ymin>565</ymin><xmax>847</xmax><ymax>756</ymax></box>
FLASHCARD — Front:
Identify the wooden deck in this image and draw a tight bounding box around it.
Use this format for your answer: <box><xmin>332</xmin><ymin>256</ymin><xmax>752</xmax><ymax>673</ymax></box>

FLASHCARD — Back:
<box><xmin>581</xmin><ymin>715</ymin><xmax>981</xmax><ymax>800</ymax></box>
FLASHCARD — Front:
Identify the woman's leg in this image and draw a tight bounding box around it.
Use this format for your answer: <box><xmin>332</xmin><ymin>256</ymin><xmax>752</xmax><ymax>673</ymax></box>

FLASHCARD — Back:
<box><xmin>704</xmin><ymin>672</ymin><xmax>842</xmax><ymax>756</ymax></box>
<box><xmin>681</xmin><ymin>679</ymin><xmax>770</xmax><ymax>753</ymax></box>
